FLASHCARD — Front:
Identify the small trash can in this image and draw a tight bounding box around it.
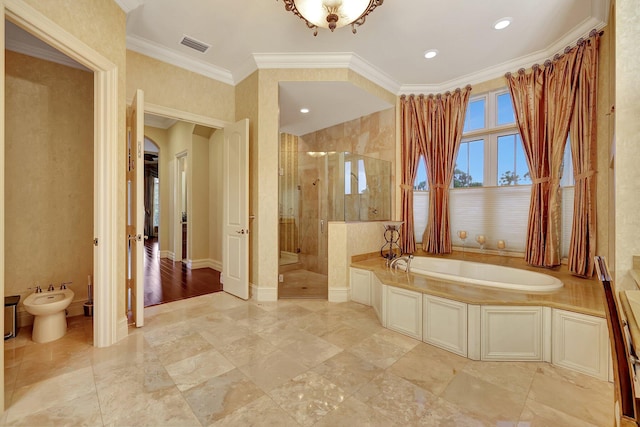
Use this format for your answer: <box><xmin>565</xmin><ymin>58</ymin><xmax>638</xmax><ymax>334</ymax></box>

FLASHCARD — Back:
<box><xmin>83</xmin><ymin>301</ymin><xmax>93</xmax><ymax>317</ymax></box>
<box><xmin>4</xmin><ymin>295</ymin><xmax>20</xmax><ymax>340</ymax></box>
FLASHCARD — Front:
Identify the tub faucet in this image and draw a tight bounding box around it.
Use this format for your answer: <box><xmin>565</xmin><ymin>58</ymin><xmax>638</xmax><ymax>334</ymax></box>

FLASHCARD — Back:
<box><xmin>47</xmin><ymin>284</ymin><xmax>55</xmax><ymax>291</ymax></box>
<box><xmin>390</xmin><ymin>255</ymin><xmax>413</xmax><ymax>272</ymax></box>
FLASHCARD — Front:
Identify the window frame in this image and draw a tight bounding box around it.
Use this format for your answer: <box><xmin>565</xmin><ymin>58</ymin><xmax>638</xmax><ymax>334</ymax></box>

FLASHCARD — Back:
<box><xmin>458</xmin><ymin>89</ymin><xmax>522</xmax><ymax>188</ymax></box>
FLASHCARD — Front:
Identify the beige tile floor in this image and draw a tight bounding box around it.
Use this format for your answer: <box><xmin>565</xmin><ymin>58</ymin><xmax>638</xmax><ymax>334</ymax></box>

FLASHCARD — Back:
<box><xmin>279</xmin><ymin>269</ymin><xmax>328</xmax><ymax>299</ymax></box>
<box><xmin>2</xmin><ymin>292</ymin><xmax>613</xmax><ymax>426</ymax></box>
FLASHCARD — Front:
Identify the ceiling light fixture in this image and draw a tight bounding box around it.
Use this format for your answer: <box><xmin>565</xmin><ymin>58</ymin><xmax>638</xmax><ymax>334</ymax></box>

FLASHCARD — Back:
<box><xmin>279</xmin><ymin>0</ymin><xmax>384</xmax><ymax>36</ymax></box>
<box><xmin>300</xmin><ymin>108</ymin><xmax>310</xmax><ymax>113</ymax></box>
<box><xmin>493</xmin><ymin>17</ymin><xmax>512</xmax><ymax>30</ymax></box>
<box><xmin>424</xmin><ymin>49</ymin><xmax>438</xmax><ymax>59</ymax></box>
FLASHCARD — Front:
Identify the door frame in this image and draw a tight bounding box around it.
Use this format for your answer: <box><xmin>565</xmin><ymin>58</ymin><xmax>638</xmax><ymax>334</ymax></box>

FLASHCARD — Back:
<box><xmin>133</xmin><ymin>102</ymin><xmax>230</xmax><ymax>328</ymax></box>
<box><xmin>1</xmin><ymin>0</ymin><xmax>120</xmax><ymax>347</ymax></box>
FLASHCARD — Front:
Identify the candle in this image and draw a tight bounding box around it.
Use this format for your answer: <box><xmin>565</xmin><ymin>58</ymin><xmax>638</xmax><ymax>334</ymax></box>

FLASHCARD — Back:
<box><xmin>458</xmin><ymin>230</ymin><xmax>467</xmax><ymax>240</ymax></box>
<box><xmin>497</xmin><ymin>240</ymin><xmax>506</xmax><ymax>250</ymax></box>
<box><xmin>476</xmin><ymin>235</ymin><xmax>486</xmax><ymax>244</ymax></box>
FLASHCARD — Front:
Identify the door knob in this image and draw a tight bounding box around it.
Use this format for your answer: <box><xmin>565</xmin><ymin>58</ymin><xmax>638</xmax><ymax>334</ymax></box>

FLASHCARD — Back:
<box><xmin>236</xmin><ymin>230</ymin><xmax>245</xmax><ymax>234</ymax></box>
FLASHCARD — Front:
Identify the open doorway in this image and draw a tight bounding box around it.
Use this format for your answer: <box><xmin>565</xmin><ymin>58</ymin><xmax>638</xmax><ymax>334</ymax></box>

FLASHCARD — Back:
<box><xmin>140</xmin><ymin>116</ymin><xmax>223</xmax><ymax>308</ymax></box>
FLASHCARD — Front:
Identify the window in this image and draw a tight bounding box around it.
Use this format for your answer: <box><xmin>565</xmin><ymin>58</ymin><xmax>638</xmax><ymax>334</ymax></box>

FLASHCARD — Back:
<box><xmin>412</xmin><ymin>88</ymin><xmax>575</xmax><ymax>257</ymax></box>
<box><xmin>496</xmin><ymin>92</ymin><xmax>516</xmax><ymax>125</ymax></box>
<box><xmin>414</xmin><ymin>157</ymin><xmax>428</xmax><ymax>191</ymax></box>
<box><xmin>463</xmin><ymin>98</ymin><xmax>486</xmax><ymax>132</ymax></box>
<box><xmin>455</xmin><ymin>140</ymin><xmax>483</xmax><ymax>187</ymax></box>
<box><xmin>497</xmin><ymin>134</ymin><xmax>531</xmax><ymax>185</ymax></box>
<box><xmin>345</xmin><ymin>158</ymin><xmax>367</xmax><ymax>195</ymax></box>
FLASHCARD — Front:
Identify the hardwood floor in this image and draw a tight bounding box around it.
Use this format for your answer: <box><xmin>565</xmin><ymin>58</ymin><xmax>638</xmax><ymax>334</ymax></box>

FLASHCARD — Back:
<box><xmin>143</xmin><ymin>237</ymin><xmax>222</xmax><ymax>307</ymax></box>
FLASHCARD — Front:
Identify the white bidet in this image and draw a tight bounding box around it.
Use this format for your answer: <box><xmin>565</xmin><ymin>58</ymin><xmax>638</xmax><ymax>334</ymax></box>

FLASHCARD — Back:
<box><xmin>23</xmin><ymin>289</ymin><xmax>74</xmax><ymax>343</ymax></box>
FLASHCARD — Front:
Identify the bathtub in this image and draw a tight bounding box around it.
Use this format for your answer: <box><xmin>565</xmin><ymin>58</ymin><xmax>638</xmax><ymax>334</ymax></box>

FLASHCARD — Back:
<box><xmin>402</xmin><ymin>256</ymin><xmax>563</xmax><ymax>292</ymax></box>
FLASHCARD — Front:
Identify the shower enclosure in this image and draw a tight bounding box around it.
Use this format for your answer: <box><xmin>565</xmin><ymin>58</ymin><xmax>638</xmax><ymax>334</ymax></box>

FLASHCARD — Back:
<box><xmin>279</xmin><ymin>140</ymin><xmax>391</xmax><ymax>297</ymax></box>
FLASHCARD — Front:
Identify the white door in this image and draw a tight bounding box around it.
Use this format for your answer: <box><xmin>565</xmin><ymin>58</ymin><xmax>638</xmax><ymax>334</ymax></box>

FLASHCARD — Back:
<box><xmin>222</xmin><ymin>119</ymin><xmax>249</xmax><ymax>299</ymax></box>
<box><xmin>127</xmin><ymin>89</ymin><xmax>145</xmax><ymax>327</ymax></box>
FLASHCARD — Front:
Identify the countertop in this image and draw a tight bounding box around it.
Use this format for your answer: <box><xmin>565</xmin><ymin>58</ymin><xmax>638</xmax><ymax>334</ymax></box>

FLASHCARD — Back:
<box><xmin>351</xmin><ymin>250</ymin><xmax>606</xmax><ymax>318</ymax></box>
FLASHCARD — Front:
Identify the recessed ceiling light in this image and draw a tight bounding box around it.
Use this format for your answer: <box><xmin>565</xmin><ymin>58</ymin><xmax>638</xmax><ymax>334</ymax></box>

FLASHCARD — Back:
<box><xmin>493</xmin><ymin>17</ymin><xmax>512</xmax><ymax>30</ymax></box>
<box><xmin>300</xmin><ymin>108</ymin><xmax>310</xmax><ymax>114</ymax></box>
<box><xmin>424</xmin><ymin>49</ymin><xmax>438</xmax><ymax>59</ymax></box>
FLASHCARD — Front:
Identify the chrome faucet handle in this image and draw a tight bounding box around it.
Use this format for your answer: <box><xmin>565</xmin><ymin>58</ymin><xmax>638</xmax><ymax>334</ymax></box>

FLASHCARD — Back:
<box><xmin>60</xmin><ymin>282</ymin><xmax>72</xmax><ymax>290</ymax></box>
<box><xmin>47</xmin><ymin>284</ymin><xmax>55</xmax><ymax>291</ymax></box>
<box><xmin>28</xmin><ymin>285</ymin><xmax>43</xmax><ymax>293</ymax></box>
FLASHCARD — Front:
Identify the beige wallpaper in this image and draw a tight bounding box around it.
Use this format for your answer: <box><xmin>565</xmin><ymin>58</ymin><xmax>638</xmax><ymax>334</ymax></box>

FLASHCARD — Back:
<box><xmin>191</xmin><ymin>134</ymin><xmax>210</xmax><ymax>261</ymax></box>
<box><xmin>167</xmin><ymin>121</ymin><xmax>193</xmax><ymax>258</ymax></box>
<box><xmin>596</xmin><ymin>16</ymin><xmax>615</xmax><ymax>268</ymax></box>
<box><xmin>5</xmin><ymin>51</ymin><xmax>93</xmax><ymax>318</ymax></box>
<box><xmin>126</xmin><ymin>50</ymin><xmax>235</xmax><ymax>123</ymax></box>
<box><xmin>615</xmin><ymin>0</ymin><xmax>640</xmax><ymax>289</ymax></box>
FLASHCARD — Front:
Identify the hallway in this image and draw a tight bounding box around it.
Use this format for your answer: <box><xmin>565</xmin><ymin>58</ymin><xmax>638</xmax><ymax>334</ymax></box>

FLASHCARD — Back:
<box><xmin>143</xmin><ymin>238</ymin><xmax>222</xmax><ymax>307</ymax></box>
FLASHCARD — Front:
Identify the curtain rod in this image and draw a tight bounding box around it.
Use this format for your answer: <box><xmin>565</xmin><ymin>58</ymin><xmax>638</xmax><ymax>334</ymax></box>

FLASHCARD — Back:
<box><xmin>505</xmin><ymin>28</ymin><xmax>604</xmax><ymax>77</ymax></box>
<box><xmin>400</xmin><ymin>85</ymin><xmax>472</xmax><ymax>100</ymax></box>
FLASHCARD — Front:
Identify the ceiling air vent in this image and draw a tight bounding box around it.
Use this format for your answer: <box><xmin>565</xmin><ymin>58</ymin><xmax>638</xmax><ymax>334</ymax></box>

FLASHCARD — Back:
<box><xmin>179</xmin><ymin>35</ymin><xmax>210</xmax><ymax>53</ymax></box>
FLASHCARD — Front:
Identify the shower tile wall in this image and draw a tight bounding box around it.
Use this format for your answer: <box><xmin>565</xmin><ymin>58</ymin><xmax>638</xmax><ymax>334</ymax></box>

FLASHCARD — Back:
<box><xmin>301</xmin><ymin>108</ymin><xmax>394</xmax><ymax>224</ymax></box>
<box><xmin>299</xmin><ymin>108</ymin><xmax>395</xmax><ymax>163</ymax></box>
<box><xmin>295</xmin><ymin>108</ymin><xmax>395</xmax><ymax>276</ymax></box>
<box><xmin>279</xmin><ymin>134</ymin><xmax>299</xmax><ymax>257</ymax></box>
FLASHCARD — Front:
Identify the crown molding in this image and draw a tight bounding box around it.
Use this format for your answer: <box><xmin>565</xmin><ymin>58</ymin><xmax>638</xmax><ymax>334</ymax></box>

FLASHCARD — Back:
<box><xmin>347</xmin><ymin>53</ymin><xmax>401</xmax><ymax>94</ymax></box>
<box><xmin>253</xmin><ymin>52</ymin><xmax>354</xmax><ymax>69</ymax></box>
<box><xmin>253</xmin><ymin>52</ymin><xmax>400</xmax><ymax>94</ymax></box>
<box><xmin>124</xmin><ymin>4</ymin><xmax>608</xmax><ymax>95</ymax></box>
<box><xmin>399</xmin><ymin>15</ymin><xmax>607</xmax><ymax>95</ymax></box>
<box><xmin>113</xmin><ymin>0</ymin><xmax>145</xmax><ymax>14</ymax></box>
<box><xmin>233</xmin><ymin>56</ymin><xmax>260</xmax><ymax>85</ymax></box>
<box><xmin>126</xmin><ymin>34</ymin><xmax>235</xmax><ymax>85</ymax></box>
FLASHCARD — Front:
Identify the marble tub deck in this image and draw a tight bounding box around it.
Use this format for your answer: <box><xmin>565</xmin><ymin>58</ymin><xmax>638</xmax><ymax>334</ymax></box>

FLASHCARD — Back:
<box><xmin>3</xmin><ymin>292</ymin><xmax>612</xmax><ymax>426</ymax></box>
<box><xmin>352</xmin><ymin>250</ymin><xmax>606</xmax><ymax>318</ymax></box>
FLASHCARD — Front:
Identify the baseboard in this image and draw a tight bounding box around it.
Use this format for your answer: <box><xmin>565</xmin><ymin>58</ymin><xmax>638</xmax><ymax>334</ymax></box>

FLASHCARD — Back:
<box><xmin>116</xmin><ymin>316</ymin><xmax>129</xmax><ymax>343</ymax></box>
<box><xmin>187</xmin><ymin>259</ymin><xmax>208</xmax><ymax>269</ymax></box>
<box><xmin>17</xmin><ymin>299</ymin><xmax>87</xmax><ymax>328</ymax></box>
<box><xmin>167</xmin><ymin>251</ymin><xmax>176</xmax><ymax>262</ymax></box>
<box><xmin>209</xmin><ymin>259</ymin><xmax>222</xmax><ymax>271</ymax></box>
<box><xmin>159</xmin><ymin>250</ymin><xmax>171</xmax><ymax>259</ymax></box>
<box><xmin>187</xmin><ymin>258</ymin><xmax>222</xmax><ymax>270</ymax></box>
<box><xmin>328</xmin><ymin>287</ymin><xmax>349</xmax><ymax>303</ymax></box>
<box><xmin>251</xmin><ymin>284</ymin><xmax>277</xmax><ymax>301</ymax></box>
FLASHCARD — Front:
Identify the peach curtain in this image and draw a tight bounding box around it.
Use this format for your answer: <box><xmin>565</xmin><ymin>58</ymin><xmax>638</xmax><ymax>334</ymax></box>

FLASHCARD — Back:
<box><xmin>507</xmin><ymin>50</ymin><xmax>580</xmax><ymax>267</ymax></box>
<box><xmin>569</xmin><ymin>33</ymin><xmax>600</xmax><ymax>277</ymax></box>
<box><xmin>399</xmin><ymin>96</ymin><xmax>420</xmax><ymax>253</ymax></box>
<box><xmin>418</xmin><ymin>88</ymin><xmax>471</xmax><ymax>253</ymax></box>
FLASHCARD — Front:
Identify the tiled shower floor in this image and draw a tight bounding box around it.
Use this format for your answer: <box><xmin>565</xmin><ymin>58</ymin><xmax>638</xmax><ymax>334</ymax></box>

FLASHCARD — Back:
<box><xmin>278</xmin><ymin>269</ymin><xmax>328</xmax><ymax>299</ymax></box>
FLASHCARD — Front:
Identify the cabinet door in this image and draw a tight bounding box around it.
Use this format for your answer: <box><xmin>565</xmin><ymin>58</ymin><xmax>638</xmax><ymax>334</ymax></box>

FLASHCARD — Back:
<box><xmin>386</xmin><ymin>286</ymin><xmax>422</xmax><ymax>340</ymax></box>
<box><xmin>350</xmin><ymin>268</ymin><xmax>371</xmax><ymax>305</ymax></box>
<box><xmin>424</xmin><ymin>295</ymin><xmax>467</xmax><ymax>357</ymax></box>
<box><xmin>552</xmin><ymin>309</ymin><xmax>609</xmax><ymax>380</ymax></box>
<box><xmin>481</xmin><ymin>306</ymin><xmax>543</xmax><ymax>361</ymax></box>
